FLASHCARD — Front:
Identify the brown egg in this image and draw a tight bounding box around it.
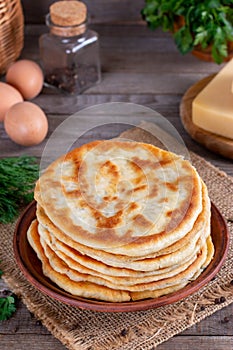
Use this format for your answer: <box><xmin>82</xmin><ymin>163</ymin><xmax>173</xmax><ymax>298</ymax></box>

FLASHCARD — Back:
<box><xmin>4</xmin><ymin>102</ymin><xmax>48</xmax><ymax>146</ymax></box>
<box><xmin>0</xmin><ymin>82</ymin><xmax>23</xmax><ymax>121</ymax></box>
<box><xmin>6</xmin><ymin>59</ymin><xmax>44</xmax><ymax>100</ymax></box>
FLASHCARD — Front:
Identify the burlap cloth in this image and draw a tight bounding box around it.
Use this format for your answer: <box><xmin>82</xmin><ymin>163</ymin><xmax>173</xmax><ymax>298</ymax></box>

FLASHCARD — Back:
<box><xmin>1</xmin><ymin>124</ymin><xmax>233</xmax><ymax>350</ymax></box>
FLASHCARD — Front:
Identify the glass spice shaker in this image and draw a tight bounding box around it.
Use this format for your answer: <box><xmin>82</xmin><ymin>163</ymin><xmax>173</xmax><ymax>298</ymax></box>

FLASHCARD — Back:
<box><xmin>39</xmin><ymin>0</ymin><xmax>101</xmax><ymax>94</ymax></box>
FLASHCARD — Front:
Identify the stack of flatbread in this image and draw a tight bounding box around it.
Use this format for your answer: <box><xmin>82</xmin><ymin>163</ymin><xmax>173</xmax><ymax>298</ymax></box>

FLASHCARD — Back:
<box><xmin>27</xmin><ymin>140</ymin><xmax>214</xmax><ymax>302</ymax></box>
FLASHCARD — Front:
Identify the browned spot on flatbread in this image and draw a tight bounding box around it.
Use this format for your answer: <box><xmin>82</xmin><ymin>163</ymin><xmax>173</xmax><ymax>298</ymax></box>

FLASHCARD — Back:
<box><xmin>133</xmin><ymin>184</ymin><xmax>147</xmax><ymax>192</ymax></box>
<box><xmin>72</xmin><ymin>159</ymin><xmax>82</xmax><ymax>176</ymax></box>
<box><xmin>94</xmin><ymin>210</ymin><xmax>123</xmax><ymax>229</ymax></box>
<box><xmin>62</xmin><ymin>186</ymin><xmax>81</xmax><ymax>198</ymax></box>
<box><xmin>165</xmin><ymin>199</ymin><xmax>192</xmax><ymax>233</ymax></box>
<box><xmin>132</xmin><ymin>214</ymin><xmax>152</xmax><ymax>229</ymax></box>
<box><xmin>129</xmin><ymin>160</ymin><xmax>143</xmax><ymax>173</ymax></box>
<box><xmin>164</xmin><ymin>182</ymin><xmax>178</xmax><ymax>192</ymax></box>
<box><xmin>115</xmin><ymin>200</ymin><xmax>139</xmax><ymax>213</ymax></box>
<box><xmin>97</xmin><ymin>161</ymin><xmax>120</xmax><ymax>197</ymax></box>
<box><xmin>159</xmin><ymin>197</ymin><xmax>169</xmax><ymax>203</ymax></box>
<box><xmin>148</xmin><ymin>183</ymin><xmax>158</xmax><ymax>198</ymax></box>
<box><xmin>77</xmin><ymin>159</ymin><xmax>88</xmax><ymax>190</ymax></box>
<box><xmin>133</xmin><ymin>175</ymin><xmax>146</xmax><ymax>185</ymax></box>
<box><xmin>158</xmin><ymin>158</ymin><xmax>174</xmax><ymax>167</ymax></box>
<box><xmin>127</xmin><ymin>202</ymin><xmax>139</xmax><ymax>211</ymax></box>
<box><xmin>132</xmin><ymin>157</ymin><xmax>157</xmax><ymax>170</ymax></box>
<box><xmin>100</xmin><ymin>160</ymin><xmax>119</xmax><ymax>179</ymax></box>
<box><xmin>166</xmin><ymin>210</ymin><xmax>173</xmax><ymax>217</ymax></box>
<box><xmin>79</xmin><ymin>197</ymin><xmax>124</xmax><ymax>229</ymax></box>
<box><xmin>103</xmin><ymin>195</ymin><xmax>118</xmax><ymax>202</ymax></box>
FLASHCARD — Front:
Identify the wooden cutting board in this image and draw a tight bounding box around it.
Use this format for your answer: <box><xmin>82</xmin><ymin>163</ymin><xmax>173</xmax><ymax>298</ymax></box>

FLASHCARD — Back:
<box><xmin>180</xmin><ymin>74</ymin><xmax>233</xmax><ymax>160</ymax></box>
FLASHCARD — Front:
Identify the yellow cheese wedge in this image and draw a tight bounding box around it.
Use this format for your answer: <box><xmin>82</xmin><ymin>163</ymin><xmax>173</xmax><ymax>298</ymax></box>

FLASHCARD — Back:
<box><xmin>192</xmin><ymin>58</ymin><xmax>233</xmax><ymax>140</ymax></box>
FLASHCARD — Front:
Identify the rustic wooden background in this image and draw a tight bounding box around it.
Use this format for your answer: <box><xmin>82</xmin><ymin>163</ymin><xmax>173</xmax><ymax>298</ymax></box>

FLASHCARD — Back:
<box><xmin>21</xmin><ymin>0</ymin><xmax>145</xmax><ymax>24</ymax></box>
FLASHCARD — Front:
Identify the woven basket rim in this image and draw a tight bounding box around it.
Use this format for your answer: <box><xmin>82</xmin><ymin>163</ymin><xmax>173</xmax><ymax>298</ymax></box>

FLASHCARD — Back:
<box><xmin>0</xmin><ymin>0</ymin><xmax>24</xmax><ymax>75</ymax></box>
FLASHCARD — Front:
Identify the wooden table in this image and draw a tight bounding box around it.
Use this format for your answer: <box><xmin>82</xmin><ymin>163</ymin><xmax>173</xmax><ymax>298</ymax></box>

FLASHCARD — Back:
<box><xmin>0</xmin><ymin>23</ymin><xmax>232</xmax><ymax>350</ymax></box>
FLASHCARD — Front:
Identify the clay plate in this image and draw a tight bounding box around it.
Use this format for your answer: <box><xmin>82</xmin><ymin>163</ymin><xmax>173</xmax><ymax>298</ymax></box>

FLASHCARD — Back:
<box><xmin>14</xmin><ymin>201</ymin><xmax>229</xmax><ymax>313</ymax></box>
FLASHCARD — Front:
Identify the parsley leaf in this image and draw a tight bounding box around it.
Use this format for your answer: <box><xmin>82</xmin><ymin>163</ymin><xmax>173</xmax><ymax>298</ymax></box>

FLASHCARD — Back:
<box><xmin>174</xmin><ymin>25</ymin><xmax>194</xmax><ymax>54</ymax></box>
<box><xmin>142</xmin><ymin>0</ymin><xmax>233</xmax><ymax>63</ymax></box>
<box><xmin>0</xmin><ymin>296</ymin><xmax>16</xmax><ymax>321</ymax></box>
<box><xmin>0</xmin><ymin>265</ymin><xmax>16</xmax><ymax>321</ymax></box>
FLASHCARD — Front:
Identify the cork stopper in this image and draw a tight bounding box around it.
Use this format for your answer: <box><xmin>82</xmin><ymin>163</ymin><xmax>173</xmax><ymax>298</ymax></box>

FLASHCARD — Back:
<box><xmin>50</xmin><ymin>1</ymin><xmax>87</xmax><ymax>27</ymax></box>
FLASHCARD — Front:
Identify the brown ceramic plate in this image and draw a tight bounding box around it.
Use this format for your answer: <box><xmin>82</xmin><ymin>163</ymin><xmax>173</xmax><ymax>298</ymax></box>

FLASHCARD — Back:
<box><xmin>13</xmin><ymin>200</ymin><xmax>229</xmax><ymax>313</ymax></box>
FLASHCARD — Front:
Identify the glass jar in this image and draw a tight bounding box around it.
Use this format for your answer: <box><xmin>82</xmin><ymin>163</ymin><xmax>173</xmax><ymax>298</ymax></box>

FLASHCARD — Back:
<box><xmin>39</xmin><ymin>14</ymin><xmax>101</xmax><ymax>94</ymax></box>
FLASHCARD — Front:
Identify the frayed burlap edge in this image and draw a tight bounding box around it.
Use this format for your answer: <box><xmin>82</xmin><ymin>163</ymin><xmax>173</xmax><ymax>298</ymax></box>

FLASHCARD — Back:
<box><xmin>1</xmin><ymin>123</ymin><xmax>233</xmax><ymax>350</ymax></box>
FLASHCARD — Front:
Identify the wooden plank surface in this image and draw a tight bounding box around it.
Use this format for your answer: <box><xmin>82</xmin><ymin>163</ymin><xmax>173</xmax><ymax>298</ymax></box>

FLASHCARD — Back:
<box><xmin>0</xmin><ymin>298</ymin><xmax>232</xmax><ymax>349</ymax></box>
<box><xmin>0</xmin><ymin>21</ymin><xmax>232</xmax><ymax>350</ymax></box>
<box><xmin>21</xmin><ymin>0</ymin><xmax>145</xmax><ymax>24</ymax></box>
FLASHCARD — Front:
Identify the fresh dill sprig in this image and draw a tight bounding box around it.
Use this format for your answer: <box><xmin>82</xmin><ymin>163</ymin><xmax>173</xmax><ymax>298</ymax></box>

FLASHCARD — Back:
<box><xmin>0</xmin><ymin>156</ymin><xmax>39</xmax><ymax>224</ymax></box>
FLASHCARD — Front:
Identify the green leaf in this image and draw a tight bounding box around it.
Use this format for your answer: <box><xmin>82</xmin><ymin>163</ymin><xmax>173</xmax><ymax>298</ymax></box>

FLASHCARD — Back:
<box><xmin>174</xmin><ymin>26</ymin><xmax>194</xmax><ymax>54</ymax></box>
<box><xmin>208</xmin><ymin>0</ymin><xmax>222</xmax><ymax>9</ymax></box>
<box><xmin>193</xmin><ymin>26</ymin><xmax>209</xmax><ymax>47</ymax></box>
<box><xmin>212</xmin><ymin>41</ymin><xmax>228</xmax><ymax>63</ymax></box>
<box><xmin>141</xmin><ymin>0</ymin><xmax>233</xmax><ymax>63</ymax></box>
<box><xmin>0</xmin><ymin>296</ymin><xmax>16</xmax><ymax>321</ymax></box>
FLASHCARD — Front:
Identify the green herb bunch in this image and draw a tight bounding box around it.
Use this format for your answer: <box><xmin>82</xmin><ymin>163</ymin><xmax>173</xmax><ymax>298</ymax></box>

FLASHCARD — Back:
<box><xmin>0</xmin><ymin>156</ymin><xmax>39</xmax><ymax>224</ymax></box>
<box><xmin>0</xmin><ymin>295</ymin><xmax>16</xmax><ymax>321</ymax></box>
<box><xmin>0</xmin><ymin>267</ymin><xmax>16</xmax><ymax>321</ymax></box>
<box><xmin>142</xmin><ymin>0</ymin><xmax>233</xmax><ymax>63</ymax></box>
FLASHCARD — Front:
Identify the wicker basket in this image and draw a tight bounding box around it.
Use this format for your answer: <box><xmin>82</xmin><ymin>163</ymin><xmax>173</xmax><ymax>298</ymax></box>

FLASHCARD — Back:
<box><xmin>0</xmin><ymin>0</ymin><xmax>24</xmax><ymax>75</ymax></box>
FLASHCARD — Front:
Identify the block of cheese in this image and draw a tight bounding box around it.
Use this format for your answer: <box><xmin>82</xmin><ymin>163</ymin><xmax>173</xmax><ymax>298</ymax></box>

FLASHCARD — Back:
<box><xmin>192</xmin><ymin>58</ymin><xmax>233</xmax><ymax>140</ymax></box>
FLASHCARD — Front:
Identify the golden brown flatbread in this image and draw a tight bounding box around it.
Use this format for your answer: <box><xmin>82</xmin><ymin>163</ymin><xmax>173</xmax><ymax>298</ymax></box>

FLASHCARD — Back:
<box><xmin>27</xmin><ymin>219</ymin><xmax>131</xmax><ymax>302</ymax></box>
<box><xmin>36</xmin><ymin>181</ymin><xmax>210</xmax><ymax>271</ymax></box>
<box><xmin>27</xmin><ymin>219</ymin><xmax>213</xmax><ymax>301</ymax></box>
<box><xmin>28</xmin><ymin>140</ymin><xmax>213</xmax><ymax>302</ymax></box>
<box><xmin>35</xmin><ymin>140</ymin><xmax>203</xmax><ymax>256</ymax></box>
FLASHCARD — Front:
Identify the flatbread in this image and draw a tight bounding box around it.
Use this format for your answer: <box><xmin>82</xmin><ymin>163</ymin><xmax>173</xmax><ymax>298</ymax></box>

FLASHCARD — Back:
<box><xmin>27</xmin><ymin>219</ymin><xmax>130</xmax><ymax>302</ymax></box>
<box><xmin>27</xmin><ymin>219</ymin><xmax>212</xmax><ymax>301</ymax></box>
<box><xmin>40</xmin><ymin>234</ymin><xmax>208</xmax><ymax>292</ymax></box>
<box><xmin>29</xmin><ymin>140</ymin><xmax>214</xmax><ymax>302</ymax></box>
<box><xmin>40</xmin><ymin>226</ymin><xmax>202</xmax><ymax>285</ymax></box>
<box><xmin>131</xmin><ymin>235</ymin><xmax>214</xmax><ymax>301</ymax></box>
<box><xmin>36</xmin><ymin>180</ymin><xmax>210</xmax><ymax>270</ymax></box>
<box><xmin>36</xmin><ymin>185</ymin><xmax>209</xmax><ymax>272</ymax></box>
<box><xmin>35</xmin><ymin>140</ymin><xmax>203</xmax><ymax>255</ymax></box>
<box><xmin>39</xmin><ymin>210</ymin><xmax>210</xmax><ymax>277</ymax></box>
